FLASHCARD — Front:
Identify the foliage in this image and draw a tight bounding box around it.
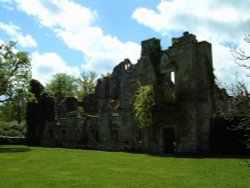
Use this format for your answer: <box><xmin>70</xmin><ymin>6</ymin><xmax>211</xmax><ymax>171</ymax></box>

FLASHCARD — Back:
<box><xmin>0</xmin><ymin>146</ymin><xmax>249</xmax><ymax>188</ymax></box>
<box><xmin>0</xmin><ymin>41</ymin><xmax>31</xmax><ymax>124</ymax></box>
<box><xmin>0</xmin><ymin>124</ymin><xmax>26</xmax><ymax>137</ymax></box>
<box><xmin>0</xmin><ymin>120</ymin><xmax>25</xmax><ymax>127</ymax></box>
<box><xmin>0</xmin><ymin>41</ymin><xmax>31</xmax><ymax>103</ymax></box>
<box><xmin>44</xmin><ymin>71</ymin><xmax>98</xmax><ymax>103</ymax></box>
<box><xmin>77</xmin><ymin>71</ymin><xmax>97</xmax><ymax>100</ymax></box>
<box><xmin>134</xmin><ymin>84</ymin><xmax>176</xmax><ymax>128</ymax></box>
<box><xmin>227</xmin><ymin>34</ymin><xmax>250</xmax><ymax>149</ymax></box>
<box><xmin>99</xmin><ymin>72</ymin><xmax>112</xmax><ymax>80</ymax></box>
<box><xmin>227</xmin><ymin>78</ymin><xmax>249</xmax><ymax>117</ymax></box>
<box><xmin>134</xmin><ymin>85</ymin><xmax>155</xmax><ymax>128</ymax></box>
<box><xmin>0</xmin><ymin>89</ymin><xmax>28</xmax><ymax>123</ymax></box>
<box><xmin>225</xmin><ymin>78</ymin><xmax>250</xmax><ymax>148</ymax></box>
<box><xmin>45</xmin><ymin>73</ymin><xmax>78</xmax><ymax>104</ymax></box>
<box><xmin>0</xmin><ymin>102</ymin><xmax>16</xmax><ymax>121</ymax></box>
<box><xmin>29</xmin><ymin>79</ymin><xmax>44</xmax><ymax>102</ymax></box>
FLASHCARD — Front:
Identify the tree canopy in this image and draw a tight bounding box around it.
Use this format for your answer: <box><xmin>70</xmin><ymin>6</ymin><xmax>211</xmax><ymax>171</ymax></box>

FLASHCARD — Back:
<box><xmin>45</xmin><ymin>73</ymin><xmax>78</xmax><ymax>104</ymax></box>
<box><xmin>0</xmin><ymin>41</ymin><xmax>31</xmax><ymax>103</ymax></box>
<box><xmin>0</xmin><ymin>41</ymin><xmax>31</xmax><ymax>124</ymax></box>
<box><xmin>77</xmin><ymin>71</ymin><xmax>97</xmax><ymax>100</ymax></box>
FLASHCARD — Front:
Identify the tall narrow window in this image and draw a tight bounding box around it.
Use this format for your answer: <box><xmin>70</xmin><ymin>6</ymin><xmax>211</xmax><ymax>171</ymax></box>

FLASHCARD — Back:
<box><xmin>171</xmin><ymin>72</ymin><xmax>175</xmax><ymax>83</ymax></box>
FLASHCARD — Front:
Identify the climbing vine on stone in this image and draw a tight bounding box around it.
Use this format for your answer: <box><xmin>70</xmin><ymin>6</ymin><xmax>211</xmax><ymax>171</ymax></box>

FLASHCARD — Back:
<box><xmin>134</xmin><ymin>85</ymin><xmax>155</xmax><ymax>128</ymax></box>
<box><xmin>134</xmin><ymin>83</ymin><xmax>178</xmax><ymax>128</ymax></box>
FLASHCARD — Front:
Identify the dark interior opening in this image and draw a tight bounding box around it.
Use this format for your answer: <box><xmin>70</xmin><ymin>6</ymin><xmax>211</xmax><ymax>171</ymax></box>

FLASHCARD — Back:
<box><xmin>136</xmin><ymin>130</ymin><xmax>142</xmax><ymax>143</ymax></box>
<box><xmin>164</xmin><ymin>127</ymin><xmax>176</xmax><ymax>153</ymax></box>
<box><xmin>49</xmin><ymin>130</ymin><xmax>54</xmax><ymax>139</ymax></box>
<box><xmin>61</xmin><ymin>130</ymin><xmax>66</xmax><ymax>140</ymax></box>
<box><xmin>110</xmin><ymin>129</ymin><xmax>119</xmax><ymax>142</ymax></box>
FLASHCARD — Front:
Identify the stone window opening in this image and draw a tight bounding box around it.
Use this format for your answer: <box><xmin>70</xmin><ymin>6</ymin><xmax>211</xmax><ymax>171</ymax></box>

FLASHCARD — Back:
<box><xmin>136</xmin><ymin>130</ymin><xmax>143</xmax><ymax>143</ymax></box>
<box><xmin>164</xmin><ymin>127</ymin><xmax>176</xmax><ymax>154</ymax></box>
<box><xmin>164</xmin><ymin>73</ymin><xmax>175</xmax><ymax>92</ymax></box>
<box><xmin>171</xmin><ymin>71</ymin><xmax>175</xmax><ymax>84</ymax></box>
<box><xmin>124</xmin><ymin>63</ymin><xmax>131</xmax><ymax>71</ymax></box>
<box><xmin>161</xmin><ymin>53</ymin><xmax>169</xmax><ymax>65</ymax></box>
<box><xmin>95</xmin><ymin>130</ymin><xmax>99</xmax><ymax>141</ymax></box>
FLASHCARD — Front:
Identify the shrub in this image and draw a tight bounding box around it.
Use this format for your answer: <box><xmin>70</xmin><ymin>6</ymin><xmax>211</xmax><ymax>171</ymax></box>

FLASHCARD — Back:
<box><xmin>3</xmin><ymin>129</ymin><xmax>23</xmax><ymax>137</ymax></box>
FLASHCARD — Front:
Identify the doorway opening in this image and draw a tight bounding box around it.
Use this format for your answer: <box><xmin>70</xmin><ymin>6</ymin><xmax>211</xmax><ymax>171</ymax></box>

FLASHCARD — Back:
<box><xmin>164</xmin><ymin>127</ymin><xmax>176</xmax><ymax>153</ymax></box>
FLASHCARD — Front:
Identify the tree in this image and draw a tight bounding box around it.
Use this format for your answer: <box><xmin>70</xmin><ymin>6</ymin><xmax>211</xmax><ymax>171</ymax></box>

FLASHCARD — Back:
<box><xmin>228</xmin><ymin>34</ymin><xmax>250</xmax><ymax>149</ymax></box>
<box><xmin>0</xmin><ymin>88</ymin><xmax>27</xmax><ymax>124</ymax></box>
<box><xmin>77</xmin><ymin>71</ymin><xmax>97</xmax><ymax>100</ymax></box>
<box><xmin>45</xmin><ymin>73</ymin><xmax>78</xmax><ymax>104</ymax></box>
<box><xmin>0</xmin><ymin>41</ymin><xmax>31</xmax><ymax>124</ymax></box>
<box><xmin>0</xmin><ymin>41</ymin><xmax>31</xmax><ymax>103</ymax></box>
<box><xmin>231</xmin><ymin>33</ymin><xmax>250</xmax><ymax>70</ymax></box>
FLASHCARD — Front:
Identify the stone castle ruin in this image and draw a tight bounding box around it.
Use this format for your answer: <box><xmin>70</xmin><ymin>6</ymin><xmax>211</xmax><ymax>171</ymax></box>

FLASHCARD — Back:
<box><xmin>29</xmin><ymin>32</ymin><xmax>231</xmax><ymax>154</ymax></box>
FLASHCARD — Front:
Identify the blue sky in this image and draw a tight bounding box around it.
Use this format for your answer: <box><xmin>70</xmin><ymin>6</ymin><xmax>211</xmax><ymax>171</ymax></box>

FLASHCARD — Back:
<box><xmin>0</xmin><ymin>0</ymin><xmax>249</xmax><ymax>88</ymax></box>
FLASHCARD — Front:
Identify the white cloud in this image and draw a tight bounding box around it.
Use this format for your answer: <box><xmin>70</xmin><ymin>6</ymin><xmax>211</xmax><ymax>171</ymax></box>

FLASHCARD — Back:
<box><xmin>132</xmin><ymin>0</ymin><xmax>250</xmax><ymax>88</ymax></box>
<box><xmin>31</xmin><ymin>51</ymin><xmax>80</xmax><ymax>84</ymax></box>
<box><xmin>13</xmin><ymin>0</ymin><xmax>140</xmax><ymax>75</ymax></box>
<box><xmin>15</xmin><ymin>0</ymin><xmax>96</xmax><ymax>31</ymax></box>
<box><xmin>3</xmin><ymin>4</ymin><xmax>14</xmax><ymax>11</ymax></box>
<box><xmin>0</xmin><ymin>22</ymin><xmax>37</xmax><ymax>48</ymax></box>
<box><xmin>58</xmin><ymin>29</ymin><xmax>140</xmax><ymax>73</ymax></box>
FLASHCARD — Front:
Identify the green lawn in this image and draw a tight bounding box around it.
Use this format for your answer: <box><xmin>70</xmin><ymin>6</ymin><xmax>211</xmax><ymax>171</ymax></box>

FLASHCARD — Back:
<box><xmin>0</xmin><ymin>145</ymin><xmax>249</xmax><ymax>188</ymax></box>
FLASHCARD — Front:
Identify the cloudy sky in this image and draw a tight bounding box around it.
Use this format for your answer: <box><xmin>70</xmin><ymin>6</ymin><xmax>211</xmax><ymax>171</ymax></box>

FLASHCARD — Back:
<box><xmin>0</xmin><ymin>0</ymin><xmax>249</xmax><ymax>88</ymax></box>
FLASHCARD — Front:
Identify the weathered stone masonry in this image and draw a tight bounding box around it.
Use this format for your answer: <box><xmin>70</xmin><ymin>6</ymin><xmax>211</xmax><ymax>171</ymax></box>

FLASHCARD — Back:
<box><xmin>41</xmin><ymin>32</ymin><xmax>219</xmax><ymax>154</ymax></box>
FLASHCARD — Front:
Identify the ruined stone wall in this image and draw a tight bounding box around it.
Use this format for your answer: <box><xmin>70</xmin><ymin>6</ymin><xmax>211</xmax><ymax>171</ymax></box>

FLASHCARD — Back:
<box><xmin>160</xmin><ymin>32</ymin><xmax>216</xmax><ymax>153</ymax></box>
<box><xmin>41</xmin><ymin>32</ymin><xmax>218</xmax><ymax>154</ymax></box>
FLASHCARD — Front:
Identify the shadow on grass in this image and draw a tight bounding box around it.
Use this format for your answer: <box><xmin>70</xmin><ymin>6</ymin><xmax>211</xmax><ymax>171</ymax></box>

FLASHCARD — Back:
<box><xmin>0</xmin><ymin>147</ymin><xmax>31</xmax><ymax>153</ymax></box>
<box><xmin>151</xmin><ymin>153</ymin><xmax>250</xmax><ymax>160</ymax></box>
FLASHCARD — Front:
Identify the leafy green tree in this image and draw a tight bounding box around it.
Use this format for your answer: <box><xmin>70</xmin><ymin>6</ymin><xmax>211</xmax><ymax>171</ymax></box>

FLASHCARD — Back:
<box><xmin>0</xmin><ymin>89</ymin><xmax>27</xmax><ymax>124</ymax></box>
<box><xmin>0</xmin><ymin>41</ymin><xmax>31</xmax><ymax>124</ymax></box>
<box><xmin>45</xmin><ymin>73</ymin><xmax>78</xmax><ymax>104</ymax></box>
<box><xmin>0</xmin><ymin>41</ymin><xmax>31</xmax><ymax>103</ymax></box>
<box><xmin>77</xmin><ymin>71</ymin><xmax>97</xmax><ymax>100</ymax></box>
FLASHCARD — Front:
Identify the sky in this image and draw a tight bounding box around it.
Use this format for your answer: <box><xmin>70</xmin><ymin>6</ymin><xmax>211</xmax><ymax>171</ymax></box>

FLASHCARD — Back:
<box><xmin>0</xmin><ymin>0</ymin><xmax>249</xmax><ymax>89</ymax></box>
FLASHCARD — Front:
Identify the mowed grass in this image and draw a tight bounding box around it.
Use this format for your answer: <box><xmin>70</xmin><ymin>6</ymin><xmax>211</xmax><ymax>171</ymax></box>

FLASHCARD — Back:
<box><xmin>0</xmin><ymin>145</ymin><xmax>249</xmax><ymax>188</ymax></box>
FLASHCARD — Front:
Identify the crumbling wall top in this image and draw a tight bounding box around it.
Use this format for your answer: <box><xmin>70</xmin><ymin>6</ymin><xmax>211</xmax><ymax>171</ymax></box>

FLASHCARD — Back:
<box><xmin>141</xmin><ymin>38</ymin><xmax>161</xmax><ymax>55</ymax></box>
<box><xmin>171</xmin><ymin>31</ymin><xmax>198</xmax><ymax>46</ymax></box>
